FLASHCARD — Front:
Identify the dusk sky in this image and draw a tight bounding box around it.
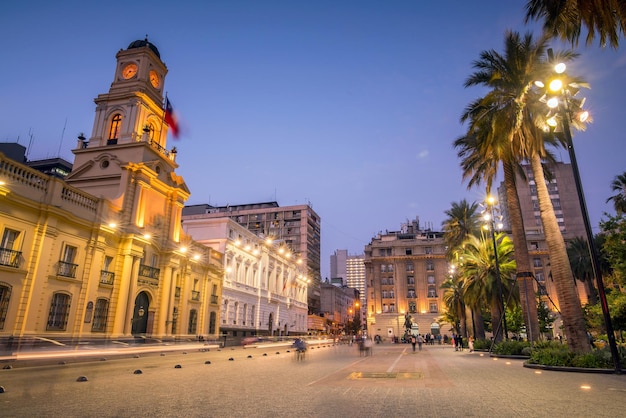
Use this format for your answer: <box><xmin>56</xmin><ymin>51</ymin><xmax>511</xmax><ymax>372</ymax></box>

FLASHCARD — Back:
<box><xmin>1</xmin><ymin>1</ymin><xmax>624</xmax><ymax>279</ymax></box>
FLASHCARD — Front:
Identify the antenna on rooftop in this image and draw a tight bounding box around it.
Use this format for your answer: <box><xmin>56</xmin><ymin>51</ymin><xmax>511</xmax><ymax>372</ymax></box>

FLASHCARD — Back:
<box><xmin>26</xmin><ymin>129</ymin><xmax>34</xmax><ymax>160</ymax></box>
<box><xmin>58</xmin><ymin>118</ymin><xmax>67</xmax><ymax>157</ymax></box>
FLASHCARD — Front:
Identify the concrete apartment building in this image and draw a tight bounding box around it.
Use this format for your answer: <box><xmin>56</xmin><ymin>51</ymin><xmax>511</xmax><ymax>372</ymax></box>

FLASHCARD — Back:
<box><xmin>498</xmin><ymin>162</ymin><xmax>590</xmax><ymax>313</ymax></box>
<box><xmin>364</xmin><ymin>218</ymin><xmax>449</xmax><ymax>341</ymax></box>
<box><xmin>181</xmin><ymin>217</ymin><xmax>308</xmax><ymax>342</ymax></box>
<box><xmin>0</xmin><ymin>39</ymin><xmax>223</xmax><ymax>344</ymax></box>
<box><xmin>182</xmin><ymin>202</ymin><xmax>322</xmax><ymax>314</ymax></box>
<box><xmin>330</xmin><ymin>249</ymin><xmax>367</xmax><ymax>327</ymax></box>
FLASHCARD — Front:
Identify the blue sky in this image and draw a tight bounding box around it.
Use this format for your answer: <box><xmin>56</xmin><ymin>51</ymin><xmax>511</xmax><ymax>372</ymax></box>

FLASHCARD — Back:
<box><xmin>1</xmin><ymin>1</ymin><xmax>624</xmax><ymax>279</ymax></box>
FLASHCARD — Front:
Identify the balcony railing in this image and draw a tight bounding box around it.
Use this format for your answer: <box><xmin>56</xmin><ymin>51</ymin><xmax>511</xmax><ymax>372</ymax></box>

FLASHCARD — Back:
<box><xmin>0</xmin><ymin>248</ymin><xmax>21</xmax><ymax>268</ymax></box>
<box><xmin>210</xmin><ymin>294</ymin><xmax>218</xmax><ymax>304</ymax></box>
<box><xmin>138</xmin><ymin>264</ymin><xmax>160</xmax><ymax>279</ymax></box>
<box><xmin>191</xmin><ymin>291</ymin><xmax>200</xmax><ymax>301</ymax></box>
<box><xmin>100</xmin><ymin>270</ymin><xmax>115</xmax><ymax>285</ymax></box>
<box><xmin>57</xmin><ymin>260</ymin><xmax>78</xmax><ymax>278</ymax></box>
<box><xmin>175</xmin><ymin>287</ymin><xmax>181</xmax><ymax>298</ymax></box>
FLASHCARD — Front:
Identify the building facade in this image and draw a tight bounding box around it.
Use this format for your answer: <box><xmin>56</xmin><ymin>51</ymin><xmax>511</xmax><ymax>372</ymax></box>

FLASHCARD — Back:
<box><xmin>181</xmin><ymin>216</ymin><xmax>308</xmax><ymax>341</ymax></box>
<box><xmin>364</xmin><ymin>218</ymin><xmax>449</xmax><ymax>341</ymax></box>
<box><xmin>498</xmin><ymin>161</ymin><xmax>589</xmax><ymax>313</ymax></box>
<box><xmin>182</xmin><ymin>202</ymin><xmax>322</xmax><ymax>314</ymax></box>
<box><xmin>319</xmin><ymin>282</ymin><xmax>360</xmax><ymax>336</ymax></box>
<box><xmin>330</xmin><ymin>249</ymin><xmax>367</xmax><ymax>327</ymax></box>
<box><xmin>0</xmin><ymin>39</ymin><xmax>222</xmax><ymax>344</ymax></box>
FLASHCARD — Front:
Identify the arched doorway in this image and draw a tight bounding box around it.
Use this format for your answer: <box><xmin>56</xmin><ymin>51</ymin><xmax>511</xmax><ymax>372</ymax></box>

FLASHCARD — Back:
<box><xmin>131</xmin><ymin>291</ymin><xmax>150</xmax><ymax>335</ymax></box>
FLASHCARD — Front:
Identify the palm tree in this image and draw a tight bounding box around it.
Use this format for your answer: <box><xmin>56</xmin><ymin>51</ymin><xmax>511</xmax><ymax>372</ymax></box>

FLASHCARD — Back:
<box><xmin>568</xmin><ymin>236</ymin><xmax>598</xmax><ymax>305</ymax></box>
<box><xmin>525</xmin><ymin>0</ymin><xmax>626</xmax><ymax>48</ymax></box>
<box><xmin>607</xmin><ymin>172</ymin><xmax>626</xmax><ymax>214</ymax></box>
<box><xmin>442</xmin><ymin>199</ymin><xmax>481</xmax><ymax>258</ymax></box>
<box><xmin>460</xmin><ymin>30</ymin><xmax>591</xmax><ymax>353</ymax></box>
<box><xmin>441</xmin><ymin>276</ymin><xmax>467</xmax><ymax>337</ymax></box>
<box><xmin>457</xmin><ymin>31</ymin><xmax>545</xmax><ymax>345</ymax></box>
<box><xmin>458</xmin><ymin>232</ymin><xmax>517</xmax><ymax>344</ymax></box>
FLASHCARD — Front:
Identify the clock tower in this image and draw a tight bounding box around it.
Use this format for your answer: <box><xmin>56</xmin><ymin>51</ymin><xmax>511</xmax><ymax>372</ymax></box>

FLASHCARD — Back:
<box><xmin>66</xmin><ymin>38</ymin><xmax>188</xmax><ymax>242</ymax></box>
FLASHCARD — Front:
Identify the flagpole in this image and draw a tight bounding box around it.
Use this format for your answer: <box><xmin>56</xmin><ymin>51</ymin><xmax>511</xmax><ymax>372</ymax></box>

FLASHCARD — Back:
<box><xmin>160</xmin><ymin>92</ymin><xmax>167</xmax><ymax>140</ymax></box>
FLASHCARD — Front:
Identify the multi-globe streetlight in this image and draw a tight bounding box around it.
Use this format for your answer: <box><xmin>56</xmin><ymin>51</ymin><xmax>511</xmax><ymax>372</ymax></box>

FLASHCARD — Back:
<box><xmin>536</xmin><ymin>51</ymin><xmax>620</xmax><ymax>372</ymax></box>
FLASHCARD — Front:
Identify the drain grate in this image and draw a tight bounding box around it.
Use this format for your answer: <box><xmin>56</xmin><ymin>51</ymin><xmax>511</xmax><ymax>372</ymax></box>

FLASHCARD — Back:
<box><xmin>348</xmin><ymin>372</ymin><xmax>423</xmax><ymax>380</ymax></box>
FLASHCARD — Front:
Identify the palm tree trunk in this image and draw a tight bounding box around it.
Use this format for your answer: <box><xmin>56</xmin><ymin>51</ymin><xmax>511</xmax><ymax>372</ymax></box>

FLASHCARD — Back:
<box><xmin>473</xmin><ymin>306</ymin><xmax>486</xmax><ymax>340</ymax></box>
<box><xmin>502</xmin><ymin>161</ymin><xmax>541</xmax><ymax>343</ymax></box>
<box><xmin>491</xmin><ymin>298</ymin><xmax>504</xmax><ymax>343</ymax></box>
<box><xmin>530</xmin><ymin>154</ymin><xmax>591</xmax><ymax>353</ymax></box>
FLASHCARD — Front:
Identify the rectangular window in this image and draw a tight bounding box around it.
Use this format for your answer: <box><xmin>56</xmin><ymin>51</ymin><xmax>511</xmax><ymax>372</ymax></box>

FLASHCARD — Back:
<box><xmin>533</xmin><ymin>258</ymin><xmax>543</xmax><ymax>268</ymax></box>
<box><xmin>426</xmin><ymin>261</ymin><xmax>434</xmax><ymax>271</ymax></box>
<box><xmin>408</xmin><ymin>302</ymin><xmax>416</xmax><ymax>313</ymax></box>
<box><xmin>406</xmin><ymin>262</ymin><xmax>414</xmax><ymax>272</ymax></box>
<box><xmin>47</xmin><ymin>293</ymin><xmax>71</xmax><ymax>330</ymax></box>
<box><xmin>0</xmin><ymin>228</ymin><xmax>21</xmax><ymax>267</ymax></box>
<box><xmin>405</xmin><ymin>248</ymin><xmax>412</xmax><ymax>255</ymax></box>
<box><xmin>58</xmin><ymin>244</ymin><xmax>78</xmax><ymax>278</ymax></box>
<box><xmin>92</xmin><ymin>298</ymin><xmax>109</xmax><ymax>332</ymax></box>
<box><xmin>407</xmin><ymin>276</ymin><xmax>415</xmax><ymax>285</ymax></box>
<box><xmin>1</xmin><ymin>228</ymin><xmax>20</xmax><ymax>249</ymax></box>
<box><xmin>425</xmin><ymin>247</ymin><xmax>433</xmax><ymax>255</ymax></box>
<box><xmin>429</xmin><ymin>302</ymin><xmax>438</xmax><ymax>313</ymax></box>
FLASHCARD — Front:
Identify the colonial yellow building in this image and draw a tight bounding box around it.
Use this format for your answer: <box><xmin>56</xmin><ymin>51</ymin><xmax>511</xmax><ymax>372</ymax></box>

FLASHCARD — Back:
<box><xmin>0</xmin><ymin>39</ymin><xmax>222</xmax><ymax>345</ymax></box>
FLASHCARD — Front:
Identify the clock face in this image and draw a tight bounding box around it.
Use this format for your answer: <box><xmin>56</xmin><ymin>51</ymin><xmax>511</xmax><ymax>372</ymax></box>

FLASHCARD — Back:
<box><xmin>149</xmin><ymin>70</ymin><xmax>160</xmax><ymax>88</ymax></box>
<box><xmin>122</xmin><ymin>63</ymin><xmax>138</xmax><ymax>79</ymax></box>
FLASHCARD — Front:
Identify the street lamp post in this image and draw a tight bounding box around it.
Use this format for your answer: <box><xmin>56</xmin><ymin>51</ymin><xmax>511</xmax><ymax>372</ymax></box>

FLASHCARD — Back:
<box><xmin>541</xmin><ymin>53</ymin><xmax>621</xmax><ymax>372</ymax></box>
<box><xmin>484</xmin><ymin>196</ymin><xmax>508</xmax><ymax>342</ymax></box>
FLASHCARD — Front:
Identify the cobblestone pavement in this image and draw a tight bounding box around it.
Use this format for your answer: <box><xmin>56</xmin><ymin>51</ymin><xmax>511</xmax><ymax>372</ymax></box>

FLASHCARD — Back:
<box><xmin>1</xmin><ymin>342</ymin><xmax>625</xmax><ymax>417</ymax></box>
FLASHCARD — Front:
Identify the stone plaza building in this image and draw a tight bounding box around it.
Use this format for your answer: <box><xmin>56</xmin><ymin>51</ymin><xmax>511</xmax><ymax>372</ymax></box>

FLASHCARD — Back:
<box><xmin>364</xmin><ymin>218</ymin><xmax>450</xmax><ymax>341</ymax></box>
<box><xmin>0</xmin><ymin>39</ymin><xmax>222</xmax><ymax>344</ymax></box>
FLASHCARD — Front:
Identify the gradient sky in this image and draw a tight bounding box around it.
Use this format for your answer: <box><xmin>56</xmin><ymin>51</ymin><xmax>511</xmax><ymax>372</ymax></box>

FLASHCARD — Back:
<box><xmin>1</xmin><ymin>1</ymin><xmax>624</xmax><ymax>279</ymax></box>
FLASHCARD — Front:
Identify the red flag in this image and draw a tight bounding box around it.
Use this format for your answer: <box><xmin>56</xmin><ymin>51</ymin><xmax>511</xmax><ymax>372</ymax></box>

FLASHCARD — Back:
<box><xmin>164</xmin><ymin>97</ymin><xmax>180</xmax><ymax>138</ymax></box>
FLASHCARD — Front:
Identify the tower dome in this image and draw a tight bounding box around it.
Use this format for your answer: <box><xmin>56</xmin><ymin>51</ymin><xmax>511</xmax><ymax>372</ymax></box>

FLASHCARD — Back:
<box><xmin>127</xmin><ymin>38</ymin><xmax>160</xmax><ymax>58</ymax></box>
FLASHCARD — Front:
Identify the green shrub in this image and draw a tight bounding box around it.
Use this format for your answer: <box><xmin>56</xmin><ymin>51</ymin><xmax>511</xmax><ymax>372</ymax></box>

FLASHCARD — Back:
<box><xmin>571</xmin><ymin>351</ymin><xmax>612</xmax><ymax>368</ymax></box>
<box><xmin>493</xmin><ymin>340</ymin><xmax>531</xmax><ymax>356</ymax></box>
<box><xmin>521</xmin><ymin>346</ymin><xmax>533</xmax><ymax>356</ymax></box>
<box><xmin>529</xmin><ymin>346</ymin><xmax>574</xmax><ymax>366</ymax></box>
<box><xmin>473</xmin><ymin>339</ymin><xmax>490</xmax><ymax>350</ymax></box>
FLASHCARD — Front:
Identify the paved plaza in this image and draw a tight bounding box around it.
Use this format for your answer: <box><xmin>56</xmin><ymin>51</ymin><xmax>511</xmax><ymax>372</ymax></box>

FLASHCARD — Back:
<box><xmin>1</xmin><ymin>341</ymin><xmax>625</xmax><ymax>417</ymax></box>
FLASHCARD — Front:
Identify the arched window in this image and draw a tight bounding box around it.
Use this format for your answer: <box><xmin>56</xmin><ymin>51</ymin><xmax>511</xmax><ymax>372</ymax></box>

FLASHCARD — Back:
<box><xmin>92</xmin><ymin>298</ymin><xmax>109</xmax><ymax>332</ymax></box>
<box><xmin>108</xmin><ymin>114</ymin><xmax>122</xmax><ymax>143</ymax></box>
<box><xmin>47</xmin><ymin>292</ymin><xmax>71</xmax><ymax>330</ymax></box>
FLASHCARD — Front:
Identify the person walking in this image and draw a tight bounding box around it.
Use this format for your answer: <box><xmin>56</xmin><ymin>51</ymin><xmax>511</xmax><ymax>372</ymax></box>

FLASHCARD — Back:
<box><xmin>411</xmin><ymin>335</ymin><xmax>417</xmax><ymax>352</ymax></box>
<box><xmin>417</xmin><ymin>334</ymin><xmax>424</xmax><ymax>351</ymax></box>
<box><xmin>468</xmin><ymin>336</ymin><xmax>475</xmax><ymax>352</ymax></box>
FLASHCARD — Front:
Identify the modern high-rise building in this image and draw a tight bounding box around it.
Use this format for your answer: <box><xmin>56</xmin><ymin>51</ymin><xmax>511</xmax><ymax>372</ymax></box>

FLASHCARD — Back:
<box><xmin>498</xmin><ymin>161</ymin><xmax>590</xmax><ymax>313</ymax></box>
<box><xmin>182</xmin><ymin>202</ymin><xmax>321</xmax><ymax>314</ymax></box>
<box><xmin>0</xmin><ymin>39</ymin><xmax>223</xmax><ymax>344</ymax></box>
<box><xmin>364</xmin><ymin>218</ymin><xmax>449</xmax><ymax>341</ymax></box>
<box><xmin>330</xmin><ymin>249</ymin><xmax>367</xmax><ymax>326</ymax></box>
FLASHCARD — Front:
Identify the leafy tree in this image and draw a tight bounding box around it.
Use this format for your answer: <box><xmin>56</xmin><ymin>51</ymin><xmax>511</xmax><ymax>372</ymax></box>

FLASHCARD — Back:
<box><xmin>606</xmin><ymin>172</ymin><xmax>626</xmax><ymax>215</ymax></box>
<box><xmin>600</xmin><ymin>214</ymin><xmax>626</xmax><ymax>287</ymax></box>
<box><xmin>567</xmin><ymin>236</ymin><xmax>598</xmax><ymax>304</ymax></box>
<box><xmin>525</xmin><ymin>0</ymin><xmax>626</xmax><ymax>48</ymax></box>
